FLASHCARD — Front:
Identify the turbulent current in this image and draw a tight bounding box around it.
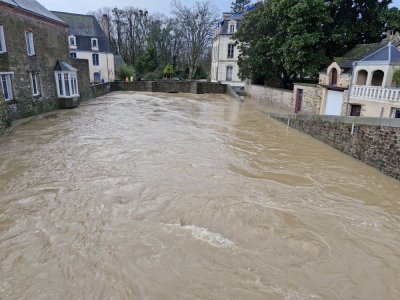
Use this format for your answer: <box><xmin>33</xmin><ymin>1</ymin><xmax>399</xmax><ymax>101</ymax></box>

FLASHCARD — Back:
<box><xmin>0</xmin><ymin>92</ymin><xmax>399</xmax><ymax>299</ymax></box>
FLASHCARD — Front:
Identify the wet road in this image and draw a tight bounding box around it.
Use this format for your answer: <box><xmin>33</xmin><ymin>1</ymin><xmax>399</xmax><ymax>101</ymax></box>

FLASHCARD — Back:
<box><xmin>0</xmin><ymin>92</ymin><xmax>399</xmax><ymax>299</ymax></box>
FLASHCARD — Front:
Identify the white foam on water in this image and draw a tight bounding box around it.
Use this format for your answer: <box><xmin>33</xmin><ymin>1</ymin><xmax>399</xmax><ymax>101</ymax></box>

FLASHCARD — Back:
<box><xmin>165</xmin><ymin>224</ymin><xmax>234</xmax><ymax>248</ymax></box>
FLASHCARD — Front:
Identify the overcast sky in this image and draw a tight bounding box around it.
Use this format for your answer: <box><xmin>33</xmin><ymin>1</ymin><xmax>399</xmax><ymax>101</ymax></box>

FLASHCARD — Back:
<box><xmin>37</xmin><ymin>0</ymin><xmax>234</xmax><ymax>15</ymax></box>
<box><xmin>37</xmin><ymin>0</ymin><xmax>400</xmax><ymax>16</ymax></box>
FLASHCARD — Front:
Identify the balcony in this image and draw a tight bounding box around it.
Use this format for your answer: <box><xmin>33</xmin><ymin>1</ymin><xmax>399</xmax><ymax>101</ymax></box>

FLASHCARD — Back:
<box><xmin>351</xmin><ymin>85</ymin><xmax>400</xmax><ymax>104</ymax></box>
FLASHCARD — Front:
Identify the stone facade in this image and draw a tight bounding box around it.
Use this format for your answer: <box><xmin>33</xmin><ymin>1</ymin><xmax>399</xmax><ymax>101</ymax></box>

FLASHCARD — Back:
<box><xmin>0</xmin><ymin>1</ymin><xmax>90</xmax><ymax>132</ymax></box>
<box><xmin>269</xmin><ymin>112</ymin><xmax>400</xmax><ymax>180</ymax></box>
<box><xmin>293</xmin><ymin>83</ymin><xmax>322</xmax><ymax>114</ymax></box>
<box><xmin>0</xmin><ymin>89</ymin><xmax>8</xmax><ymax>135</ymax></box>
<box><xmin>245</xmin><ymin>83</ymin><xmax>294</xmax><ymax>111</ymax></box>
<box><xmin>0</xmin><ymin>5</ymin><xmax>69</xmax><ymax>119</ymax></box>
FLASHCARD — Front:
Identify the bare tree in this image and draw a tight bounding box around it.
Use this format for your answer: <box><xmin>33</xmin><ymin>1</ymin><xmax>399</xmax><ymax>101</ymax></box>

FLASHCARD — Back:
<box><xmin>172</xmin><ymin>0</ymin><xmax>217</xmax><ymax>79</ymax></box>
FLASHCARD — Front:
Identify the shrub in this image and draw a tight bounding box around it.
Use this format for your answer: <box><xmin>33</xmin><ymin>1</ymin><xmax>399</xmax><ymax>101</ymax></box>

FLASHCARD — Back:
<box><xmin>392</xmin><ymin>69</ymin><xmax>400</xmax><ymax>87</ymax></box>
<box><xmin>116</xmin><ymin>64</ymin><xmax>135</xmax><ymax>81</ymax></box>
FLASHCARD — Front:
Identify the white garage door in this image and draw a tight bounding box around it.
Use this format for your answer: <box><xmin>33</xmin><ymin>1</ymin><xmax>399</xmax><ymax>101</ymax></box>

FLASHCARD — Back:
<box><xmin>325</xmin><ymin>90</ymin><xmax>343</xmax><ymax>116</ymax></box>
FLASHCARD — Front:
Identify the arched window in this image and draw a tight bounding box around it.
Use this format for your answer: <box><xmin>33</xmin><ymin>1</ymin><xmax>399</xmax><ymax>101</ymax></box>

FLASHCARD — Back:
<box><xmin>356</xmin><ymin>70</ymin><xmax>368</xmax><ymax>85</ymax></box>
<box><xmin>371</xmin><ymin>70</ymin><xmax>384</xmax><ymax>87</ymax></box>
<box><xmin>330</xmin><ymin>68</ymin><xmax>338</xmax><ymax>85</ymax></box>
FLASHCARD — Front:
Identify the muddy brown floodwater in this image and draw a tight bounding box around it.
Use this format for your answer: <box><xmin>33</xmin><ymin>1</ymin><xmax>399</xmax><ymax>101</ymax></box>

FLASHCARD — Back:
<box><xmin>0</xmin><ymin>92</ymin><xmax>400</xmax><ymax>299</ymax></box>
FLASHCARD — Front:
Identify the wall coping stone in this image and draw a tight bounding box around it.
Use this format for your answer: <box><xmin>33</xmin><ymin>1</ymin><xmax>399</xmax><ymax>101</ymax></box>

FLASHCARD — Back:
<box><xmin>267</xmin><ymin>112</ymin><xmax>400</xmax><ymax>128</ymax></box>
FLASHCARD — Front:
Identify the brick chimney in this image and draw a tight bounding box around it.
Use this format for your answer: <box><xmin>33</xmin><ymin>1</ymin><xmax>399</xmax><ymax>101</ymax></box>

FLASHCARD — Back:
<box><xmin>102</xmin><ymin>14</ymin><xmax>110</xmax><ymax>40</ymax></box>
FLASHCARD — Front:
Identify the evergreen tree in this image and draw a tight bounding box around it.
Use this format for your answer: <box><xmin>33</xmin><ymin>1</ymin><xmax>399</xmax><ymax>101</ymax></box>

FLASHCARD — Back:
<box><xmin>234</xmin><ymin>0</ymin><xmax>392</xmax><ymax>88</ymax></box>
<box><xmin>231</xmin><ymin>0</ymin><xmax>251</xmax><ymax>13</ymax></box>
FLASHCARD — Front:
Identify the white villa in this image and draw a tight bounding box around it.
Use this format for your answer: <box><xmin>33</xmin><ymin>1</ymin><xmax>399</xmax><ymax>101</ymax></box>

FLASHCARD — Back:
<box><xmin>294</xmin><ymin>38</ymin><xmax>400</xmax><ymax>118</ymax></box>
<box><xmin>211</xmin><ymin>11</ymin><xmax>248</xmax><ymax>87</ymax></box>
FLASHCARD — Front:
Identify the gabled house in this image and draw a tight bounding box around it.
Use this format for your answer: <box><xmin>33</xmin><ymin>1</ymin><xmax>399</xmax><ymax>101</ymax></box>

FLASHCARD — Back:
<box><xmin>52</xmin><ymin>12</ymin><xmax>115</xmax><ymax>84</ymax></box>
<box><xmin>0</xmin><ymin>0</ymin><xmax>88</xmax><ymax>130</ymax></box>
<box><xmin>211</xmin><ymin>7</ymin><xmax>254</xmax><ymax>87</ymax></box>
<box><xmin>294</xmin><ymin>38</ymin><xmax>400</xmax><ymax>118</ymax></box>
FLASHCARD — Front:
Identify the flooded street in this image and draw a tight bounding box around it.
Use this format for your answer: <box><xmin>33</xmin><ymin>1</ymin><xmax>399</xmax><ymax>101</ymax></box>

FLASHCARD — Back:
<box><xmin>0</xmin><ymin>91</ymin><xmax>399</xmax><ymax>299</ymax></box>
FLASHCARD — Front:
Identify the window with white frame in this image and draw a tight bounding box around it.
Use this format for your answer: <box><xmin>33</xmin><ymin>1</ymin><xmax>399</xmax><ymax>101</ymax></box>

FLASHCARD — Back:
<box><xmin>69</xmin><ymin>35</ymin><xmax>76</xmax><ymax>46</ymax></box>
<box><xmin>91</xmin><ymin>38</ymin><xmax>98</xmax><ymax>48</ymax></box>
<box><xmin>229</xmin><ymin>24</ymin><xmax>235</xmax><ymax>33</ymax></box>
<box><xmin>55</xmin><ymin>71</ymin><xmax>79</xmax><ymax>98</ymax></box>
<box><xmin>0</xmin><ymin>26</ymin><xmax>6</xmax><ymax>53</ymax></box>
<box><xmin>227</xmin><ymin>44</ymin><xmax>235</xmax><ymax>58</ymax></box>
<box><xmin>30</xmin><ymin>72</ymin><xmax>40</xmax><ymax>96</ymax></box>
<box><xmin>25</xmin><ymin>31</ymin><xmax>35</xmax><ymax>56</ymax></box>
<box><xmin>1</xmin><ymin>73</ymin><xmax>13</xmax><ymax>101</ymax></box>
<box><xmin>226</xmin><ymin>66</ymin><xmax>233</xmax><ymax>82</ymax></box>
<box><xmin>92</xmin><ymin>53</ymin><xmax>99</xmax><ymax>66</ymax></box>
<box><xmin>70</xmin><ymin>52</ymin><xmax>77</xmax><ymax>59</ymax></box>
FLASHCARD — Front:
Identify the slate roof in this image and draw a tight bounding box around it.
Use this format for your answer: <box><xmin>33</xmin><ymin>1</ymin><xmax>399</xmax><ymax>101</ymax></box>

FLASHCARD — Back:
<box><xmin>218</xmin><ymin>5</ymin><xmax>255</xmax><ymax>35</ymax></box>
<box><xmin>54</xmin><ymin>60</ymin><xmax>77</xmax><ymax>72</ymax></box>
<box><xmin>52</xmin><ymin>11</ymin><xmax>111</xmax><ymax>53</ymax></box>
<box><xmin>0</xmin><ymin>0</ymin><xmax>65</xmax><ymax>24</ymax></box>
<box><xmin>361</xmin><ymin>43</ymin><xmax>400</xmax><ymax>63</ymax></box>
<box><xmin>335</xmin><ymin>42</ymin><xmax>386</xmax><ymax>69</ymax></box>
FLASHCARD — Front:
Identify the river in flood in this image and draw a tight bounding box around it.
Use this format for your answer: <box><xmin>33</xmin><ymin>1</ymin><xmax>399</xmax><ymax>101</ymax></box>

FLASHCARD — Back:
<box><xmin>0</xmin><ymin>91</ymin><xmax>399</xmax><ymax>299</ymax></box>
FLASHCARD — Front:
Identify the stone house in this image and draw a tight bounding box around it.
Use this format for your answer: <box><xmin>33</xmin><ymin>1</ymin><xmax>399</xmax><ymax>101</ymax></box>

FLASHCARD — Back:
<box><xmin>52</xmin><ymin>12</ymin><xmax>115</xmax><ymax>84</ymax></box>
<box><xmin>211</xmin><ymin>7</ymin><xmax>254</xmax><ymax>87</ymax></box>
<box><xmin>0</xmin><ymin>0</ymin><xmax>89</xmax><ymax>132</ymax></box>
<box><xmin>294</xmin><ymin>39</ymin><xmax>400</xmax><ymax>118</ymax></box>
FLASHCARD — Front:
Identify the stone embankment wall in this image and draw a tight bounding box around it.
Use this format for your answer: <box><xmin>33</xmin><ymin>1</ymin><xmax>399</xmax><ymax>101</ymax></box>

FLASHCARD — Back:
<box><xmin>113</xmin><ymin>81</ymin><xmax>227</xmax><ymax>94</ymax></box>
<box><xmin>245</xmin><ymin>83</ymin><xmax>294</xmax><ymax>111</ymax></box>
<box><xmin>269</xmin><ymin>113</ymin><xmax>400</xmax><ymax>180</ymax></box>
<box><xmin>0</xmin><ymin>92</ymin><xmax>9</xmax><ymax>136</ymax></box>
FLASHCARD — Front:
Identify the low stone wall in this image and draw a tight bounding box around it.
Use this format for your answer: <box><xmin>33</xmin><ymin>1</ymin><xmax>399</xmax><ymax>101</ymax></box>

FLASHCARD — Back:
<box><xmin>245</xmin><ymin>83</ymin><xmax>294</xmax><ymax>111</ymax></box>
<box><xmin>0</xmin><ymin>92</ymin><xmax>9</xmax><ymax>136</ymax></box>
<box><xmin>90</xmin><ymin>83</ymin><xmax>112</xmax><ymax>99</ymax></box>
<box><xmin>112</xmin><ymin>81</ymin><xmax>226</xmax><ymax>94</ymax></box>
<box><xmin>269</xmin><ymin>112</ymin><xmax>400</xmax><ymax>180</ymax></box>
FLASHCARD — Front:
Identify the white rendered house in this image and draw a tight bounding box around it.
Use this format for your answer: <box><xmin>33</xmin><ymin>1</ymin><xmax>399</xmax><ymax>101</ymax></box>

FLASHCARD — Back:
<box><xmin>211</xmin><ymin>12</ymin><xmax>246</xmax><ymax>87</ymax></box>
<box><xmin>53</xmin><ymin>11</ymin><xmax>115</xmax><ymax>84</ymax></box>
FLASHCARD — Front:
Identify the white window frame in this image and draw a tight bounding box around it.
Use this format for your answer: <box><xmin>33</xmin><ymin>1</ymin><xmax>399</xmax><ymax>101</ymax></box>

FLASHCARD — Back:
<box><xmin>54</xmin><ymin>71</ymin><xmax>79</xmax><ymax>98</ymax></box>
<box><xmin>0</xmin><ymin>72</ymin><xmax>14</xmax><ymax>101</ymax></box>
<box><xmin>30</xmin><ymin>72</ymin><xmax>40</xmax><ymax>96</ymax></box>
<box><xmin>25</xmin><ymin>31</ymin><xmax>35</xmax><ymax>56</ymax></box>
<box><xmin>92</xmin><ymin>53</ymin><xmax>99</xmax><ymax>66</ymax></box>
<box><xmin>227</xmin><ymin>44</ymin><xmax>235</xmax><ymax>59</ymax></box>
<box><xmin>226</xmin><ymin>66</ymin><xmax>233</xmax><ymax>82</ymax></box>
<box><xmin>229</xmin><ymin>24</ymin><xmax>235</xmax><ymax>34</ymax></box>
<box><xmin>70</xmin><ymin>52</ymin><xmax>77</xmax><ymax>59</ymax></box>
<box><xmin>69</xmin><ymin>35</ymin><xmax>76</xmax><ymax>46</ymax></box>
<box><xmin>0</xmin><ymin>26</ymin><xmax>6</xmax><ymax>53</ymax></box>
<box><xmin>91</xmin><ymin>38</ymin><xmax>98</xmax><ymax>48</ymax></box>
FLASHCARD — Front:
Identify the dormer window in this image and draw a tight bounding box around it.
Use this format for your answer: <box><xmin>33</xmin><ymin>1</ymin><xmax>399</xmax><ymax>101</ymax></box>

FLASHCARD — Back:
<box><xmin>330</xmin><ymin>68</ymin><xmax>338</xmax><ymax>85</ymax></box>
<box><xmin>91</xmin><ymin>38</ymin><xmax>98</xmax><ymax>49</ymax></box>
<box><xmin>0</xmin><ymin>26</ymin><xmax>6</xmax><ymax>53</ymax></box>
<box><xmin>229</xmin><ymin>24</ymin><xmax>235</xmax><ymax>33</ymax></box>
<box><xmin>25</xmin><ymin>31</ymin><xmax>35</xmax><ymax>56</ymax></box>
<box><xmin>69</xmin><ymin>35</ymin><xmax>76</xmax><ymax>47</ymax></box>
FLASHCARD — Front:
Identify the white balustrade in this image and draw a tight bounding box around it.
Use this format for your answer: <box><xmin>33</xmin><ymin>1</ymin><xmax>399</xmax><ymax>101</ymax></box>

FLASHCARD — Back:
<box><xmin>351</xmin><ymin>85</ymin><xmax>400</xmax><ymax>103</ymax></box>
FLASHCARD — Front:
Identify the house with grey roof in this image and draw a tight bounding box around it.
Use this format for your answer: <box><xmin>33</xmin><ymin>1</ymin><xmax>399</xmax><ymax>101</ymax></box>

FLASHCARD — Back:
<box><xmin>211</xmin><ymin>8</ymin><xmax>254</xmax><ymax>87</ymax></box>
<box><xmin>0</xmin><ymin>0</ymin><xmax>88</xmax><ymax>132</ymax></box>
<box><xmin>293</xmin><ymin>37</ymin><xmax>400</xmax><ymax>119</ymax></box>
<box><xmin>52</xmin><ymin>11</ymin><xmax>115</xmax><ymax>84</ymax></box>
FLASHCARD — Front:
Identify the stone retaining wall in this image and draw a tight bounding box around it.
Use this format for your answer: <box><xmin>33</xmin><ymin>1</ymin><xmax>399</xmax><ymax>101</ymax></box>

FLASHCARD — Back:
<box><xmin>113</xmin><ymin>81</ymin><xmax>226</xmax><ymax>94</ymax></box>
<box><xmin>245</xmin><ymin>83</ymin><xmax>294</xmax><ymax>111</ymax></box>
<box><xmin>0</xmin><ymin>91</ymin><xmax>8</xmax><ymax>136</ymax></box>
<box><xmin>269</xmin><ymin>113</ymin><xmax>400</xmax><ymax>180</ymax></box>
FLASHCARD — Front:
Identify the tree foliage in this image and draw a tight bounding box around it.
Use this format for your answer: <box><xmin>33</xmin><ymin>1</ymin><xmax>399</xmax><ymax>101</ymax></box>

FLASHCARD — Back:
<box><xmin>235</xmin><ymin>0</ymin><xmax>392</xmax><ymax>88</ymax></box>
<box><xmin>172</xmin><ymin>0</ymin><xmax>217</xmax><ymax>79</ymax></box>
<box><xmin>89</xmin><ymin>1</ymin><xmax>215</xmax><ymax>79</ymax></box>
<box><xmin>231</xmin><ymin>0</ymin><xmax>251</xmax><ymax>13</ymax></box>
